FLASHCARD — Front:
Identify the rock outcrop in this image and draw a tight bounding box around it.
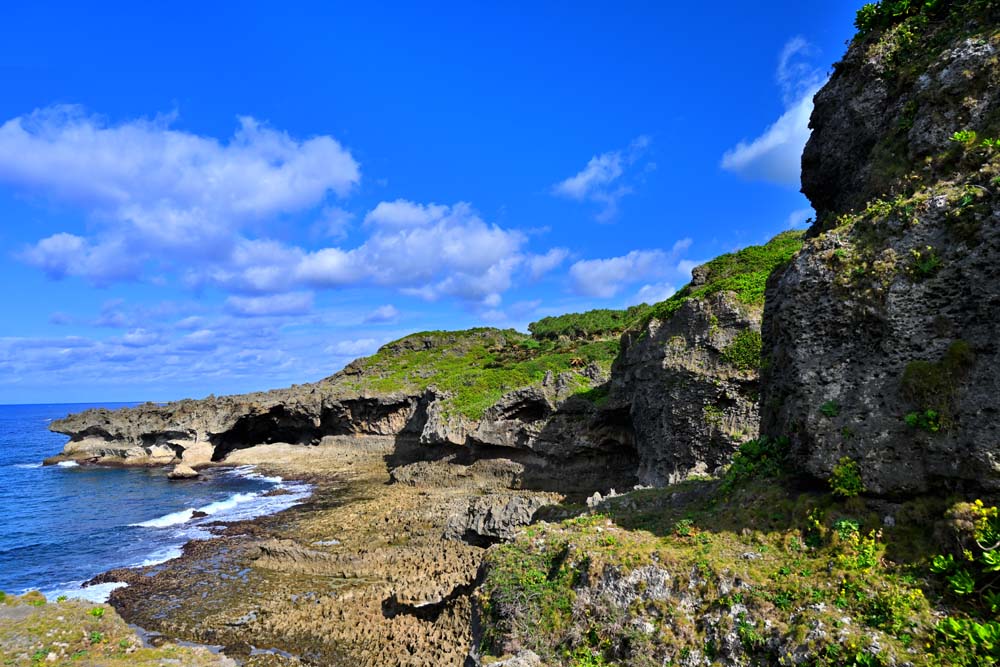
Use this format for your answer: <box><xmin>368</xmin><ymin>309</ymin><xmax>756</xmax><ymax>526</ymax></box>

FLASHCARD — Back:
<box><xmin>612</xmin><ymin>293</ymin><xmax>763</xmax><ymax>485</ymax></box>
<box><xmin>167</xmin><ymin>464</ymin><xmax>200</xmax><ymax>480</ymax></box>
<box><xmin>763</xmin><ymin>6</ymin><xmax>1000</xmax><ymax>495</ymax></box>
<box><xmin>443</xmin><ymin>492</ymin><xmax>558</xmax><ymax>546</ymax></box>
<box><xmin>49</xmin><ymin>231</ymin><xmax>802</xmax><ymax>497</ymax></box>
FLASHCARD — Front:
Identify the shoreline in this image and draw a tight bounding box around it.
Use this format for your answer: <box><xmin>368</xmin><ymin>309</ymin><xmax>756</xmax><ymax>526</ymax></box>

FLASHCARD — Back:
<box><xmin>74</xmin><ymin>436</ymin><xmax>556</xmax><ymax>666</ymax></box>
<box><xmin>15</xmin><ymin>461</ymin><xmax>314</xmax><ymax>605</ymax></box>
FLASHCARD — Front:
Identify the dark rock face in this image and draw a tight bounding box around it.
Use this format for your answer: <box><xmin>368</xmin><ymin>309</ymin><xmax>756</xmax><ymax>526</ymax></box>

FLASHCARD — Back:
<box><xmin>443</xmin><ymin>493</ymin><xmax>556</xmax><ymax>546</ymax></box>
<box><xmin>611</xmin><ymin>293</ymin><xmax>762</xmax><ymax>485</ymax></box>
<box><xmin>763</xmin><ymin>23</ymin><xmax>1000</xmax><ymax>495</ymax></box>
<box><xmin>802</xmin><ymin>31</ymin><xmax>1000</xmax><ymax>217</ymax></box>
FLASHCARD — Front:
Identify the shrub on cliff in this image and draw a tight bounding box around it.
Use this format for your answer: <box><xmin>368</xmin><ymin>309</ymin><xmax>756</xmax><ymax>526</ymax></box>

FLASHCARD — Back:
<box><xmin>640</xmin><ymin>230</ymin><xmax>804</xmax><ymax>326</ymax></box>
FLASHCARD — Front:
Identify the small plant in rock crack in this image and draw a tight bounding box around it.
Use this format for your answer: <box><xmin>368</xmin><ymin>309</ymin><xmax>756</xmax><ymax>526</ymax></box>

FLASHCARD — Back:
<box><xmin>950</xmin><ymin>130</ymin><xmax>978</xmax><ymax>146</ymax></box>
<box><xmin>909</xmin><ymin>246</ymin><xmax>942</xmax><ymax>279</ymax></box>
<box><xmin>830</xmin><ymin>457</ymin><xmax>865</xmax><ymax>498</ymax></box>
<box><xmin>820</xmin><ymin>400</ymin><xmax>841</xmax><ymax>418</ymax></box>
<box><xmin>905</xmin><ymin>409</ymin><xmax>941</xmax><ymax>433</ymax></box>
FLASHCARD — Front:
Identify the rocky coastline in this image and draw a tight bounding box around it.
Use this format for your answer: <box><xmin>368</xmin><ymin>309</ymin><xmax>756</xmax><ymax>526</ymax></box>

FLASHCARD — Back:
<box><xmin>11</xmin><ymin>1</ymin><xmax>1000</xmax><ymax>665</ymax></box>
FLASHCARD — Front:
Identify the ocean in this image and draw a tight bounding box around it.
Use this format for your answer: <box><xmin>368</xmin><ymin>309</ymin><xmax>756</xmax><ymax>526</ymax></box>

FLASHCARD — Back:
<box><xmin>0</xmin><ymin>403</ymin><xmax>311</xmax><ymax>602</ymax></box>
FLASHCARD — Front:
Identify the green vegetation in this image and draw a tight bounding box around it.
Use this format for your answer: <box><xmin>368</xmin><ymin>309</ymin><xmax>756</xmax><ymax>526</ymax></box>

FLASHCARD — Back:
<box><xmin>479</xmin><ymin>443</ymin><xmax>1000</xmax><ymax>667</ymax></box>
<box><xmin>640</xmin><ymin>231</ymin><xmax>804</xmax><ymax>326</ymax></box>
<box><xmin>528</xmin><ymin>305</ymin><xmax>652</xmax><ymax>341</ymax></box>
<box><xmin>720</xmin><ymin>435</ymin><xmax>789</xmax><ymax>492</ymax></box>
<box><xmin>346</xmin><ymin>329</ymin><xmax>619</xmax><ymax>419</ymax></box>
<box><xmin>721</xmin><ymin>329</ymin><xmax>763</xmax><ymax>371</ymax></box>
<box><xmin>905</xmin><ymin>409</ymin><xmax>941</xmax><ymax>433</ymax></box>
<box><xmin>0</xmin><ymin>594</ymin><xmax>226</xmax><ymax>666</ymax></box>
<box><xmin>900</xmin><ymin>340</ymin><xmax>975</xmax><ymax>428</ymax></box>
<box><xmin>820</xmin><ymin>400</ymin><xmax>841</xmax><ymax>418</ymax></box>
<box><xmin>341</xmin><ymin>231</ymin><xmax>804</xmax><ymax>419</ymax></box>
<box><xmin>477</xmin><ymin>470</ymin><xmax>954</xmax><ymax>666</ymax></box>
<box><xmin>830</xmin><ymin>457</ymin><xmax>865</xmax><ymax>498</ymax></box>
<box><xmin>926</xmin><ymin>500</ymin><xmax>1000</xmax><ymax>665</ymax></box>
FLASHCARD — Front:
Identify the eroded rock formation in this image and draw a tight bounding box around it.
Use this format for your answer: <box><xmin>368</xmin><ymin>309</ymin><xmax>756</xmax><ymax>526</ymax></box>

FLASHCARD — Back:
<box><xmin>763</xmin><ymin>14</ymin><xmax>1000</xmax><ymax>495</ymax></box>
<box><xmin>612</xmin><ymin>292</ymin><xmax>763</xmax><ymax>485</ymax></box>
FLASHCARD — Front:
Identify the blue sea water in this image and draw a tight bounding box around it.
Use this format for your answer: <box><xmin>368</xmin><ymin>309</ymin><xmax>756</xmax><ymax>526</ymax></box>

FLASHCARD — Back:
<box><xmin>0</xmin><ymin>403</ymin><xmax>311</xmax><ymax>601</ymax></box>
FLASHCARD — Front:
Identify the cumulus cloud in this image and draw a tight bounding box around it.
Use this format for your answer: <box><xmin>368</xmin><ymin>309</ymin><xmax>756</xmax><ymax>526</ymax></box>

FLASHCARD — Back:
<box><xmin>363</xmin><ymin>199</ymin><xmax>449</xmax><ymax>228</ymax></box>
<box><xmin>552</xmin><ymin>136</ymin><xmax>651</xmax><ymax>221</ymax></box>
<box><xmin>720</xmin><ymin>37</ymin><xmax>826</xmax><ymax>186</ymax></box>
<box><xmin>527</xmin><ymin>248</ymin><xmax>569</xmax><ymax>280</ymax></box>
<box><xmin>225</xmin><ymin>292</ymin><xmax>314</xmax><ymax>317</ymax></box>
<box><xmin>3</xmin><ymin>106</ymin><xmax>359</xmax><ymax>282</ymax></box>
<box><xmin>630</xmin><ymin>282</ymin><xmax>677</xmax><ymax>306</ymax></box>
<box><xmin>364</xmin><ymin>304</ymin><xmax>400</xmax><ymax>324</ymax></box>
<box><xmin>326</xmin><ymin>338</ymin><xmax>379</xmax><ymax>356</ymax></box>
<box><xmin>6</xmin><ymin>107</ymin><xmax>571</xmax><ymax>313</ymax></box>
<box><xmin>569</xmin><ymin>238</ymin><xmax>692</xmax><ymax>299</ymax></box>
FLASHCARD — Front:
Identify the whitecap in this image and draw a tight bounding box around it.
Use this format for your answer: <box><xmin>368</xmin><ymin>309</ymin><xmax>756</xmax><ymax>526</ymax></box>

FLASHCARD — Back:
<box><xmin>13</xmin><ymin>463</ymin><xmax>43</xmax><ymax>469</ymax></box>
<box><xmin>198</xmin><ymin>491</ymin><xmax>261</xmax><ymax>516</ymax></box>
<box><xmin>130</xmin><ymin>508</ymin><xmax>195</xmax><ymax>528</ymax></box>
<box><xmin>39</xmin><ymin>581</ymin><xmax>128</xmax><ymax>603</ymax></box>
<box><xmin>135</xmin><ymin>544</ymin><xmax>184</xmax><ymax>566</ymax></box>
<box><xmin>56</xmin><ymin>460</ymin><xmax>79</xmax><ymax>468</ymax></box>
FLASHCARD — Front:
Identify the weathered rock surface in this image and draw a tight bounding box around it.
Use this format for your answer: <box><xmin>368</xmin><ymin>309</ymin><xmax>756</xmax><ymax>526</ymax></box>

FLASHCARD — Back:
<box><xmin>50</xmin><ymin>338</ymin><xmax>640</xmax><ymax>494</ymax></box>
<box><xmin>763</xmin><ymin>17</ymin><xmax>1000</xmax><ymax>494</ymax></box>
<box><xmin>611</xmin><ymin>293</ymin><xmax>762</xmax><ymax>485</ymax></box>
<box><xmin>167</xmin><ymin>464</ymin><xmax>200</xmax><ymax>480</ymax></box>
<box><xmin>802</xmin><ymin>25</ymin><xmax>1000</xmax><ymax>216</ymax></box>
<box><xmin>444</xmin><ymin>492</ymin><xmax>558</xmax><ymax>546</ymax></box>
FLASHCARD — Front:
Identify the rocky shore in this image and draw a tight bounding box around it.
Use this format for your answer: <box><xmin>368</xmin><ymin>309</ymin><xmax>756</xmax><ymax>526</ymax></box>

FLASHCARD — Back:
<box><xmin>18</xmin><ymin>2</ymin><xmax>1000</xmax><ymax>665</ymax></box>
<box><xmin>87</xmin><ymin>436</ymin><xmax>561</xmax><ymax>666</ymax></box>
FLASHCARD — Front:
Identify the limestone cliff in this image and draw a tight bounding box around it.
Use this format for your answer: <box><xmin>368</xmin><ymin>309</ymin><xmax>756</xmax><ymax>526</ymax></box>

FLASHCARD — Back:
<box><xmin>611</xmin><ymin>232</ymin><xmax>802</xmax><ymax>485</ymax></box>
<box><xmin>763</xmin><ymin>1</ymin><xmax>1000</xmax><ymax>495</ymax></box>
<box><xmin>49</xmin><ymin>231</ymin><xmax>800</xmax><ymax>497</ymax></box>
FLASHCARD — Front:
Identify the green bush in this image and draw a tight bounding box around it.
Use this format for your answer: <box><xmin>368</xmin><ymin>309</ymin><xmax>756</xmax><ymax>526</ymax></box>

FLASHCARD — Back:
<box><xmin>721</xmin><ymin>329</ymin><xmax>763</xmax><ymax>371</ymax></box>
<box><xmin>830</xmin><ymin>457</ymin><xmax>865</xmax><ymax>498</ymax></box>
<box><xmin>641</xmin><ymin>231</ymin><xmax>804</xmax><ymax>326</ymax></box>
<box><xmin>722</xmin><ymin>436</ymin><xmax>790</xmax><ymax>491</ymax></box>
<box><xmin>529</xmin><ymin>305</ymin><xmax>652</xmax><ymax>341</ymax></box>
<box><xmin>904</xmin><ymin>409</ymin><xmax>940</xmax><ymax>433</ymax></box>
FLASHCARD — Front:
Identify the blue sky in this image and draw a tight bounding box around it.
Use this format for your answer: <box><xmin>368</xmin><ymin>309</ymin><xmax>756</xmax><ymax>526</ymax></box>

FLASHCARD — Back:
<box><xmin>0</xmin><ymin>1</ymin><xmax>859</xmax><ymax>403</ymax></box>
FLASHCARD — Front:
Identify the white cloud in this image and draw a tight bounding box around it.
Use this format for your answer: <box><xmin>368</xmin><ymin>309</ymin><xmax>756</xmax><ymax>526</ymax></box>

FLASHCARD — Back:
<box><xmin>120</xmin><ymin>329</ymin><xmax>161</xmax><ymax>348</ymax></box>
<box><xmin>364</xmin><ymin>304</ymin><xmax>400</xmax><ymax>324</ymax></box>
<box><xmin>5</xmin><ymin>106</ymin><xmax>360</xmax><ymax>281</ymax></box>
<box><xmin>527</xmin><ymin>248</ymin><xmax>569</xmax><ymax>280</ymax></box>
<box><xmin>225</xmin><ymin>292</ymin><xmax>314</xmax><ymax>317</ymax></box>
<box><xmin>20</xmin><ymin>233</ymin><xmax>140</xmax><ymax>285</ymax></box>
<box><xmin>630</xmin><ymin>282</ymin><xmax>677</xmax><ymax>306</ymax></box>
<box><xmin>570</xmin><ymin>238</ymin><xmax>692</xmax><ymax>299</ymax></box>
<box><xmin>552</xmin><ymin>136</ymin><xmax>651</xmax><ymax>221</ymax></box>
<box><xmin>720</xmin><ymin>37</ymin><xmax>826</xmax><ymax>187</ymax></box>
<box><xmin>6</xmin><ymin>107</ymin><xmax>566</xmax><ymax>311</ymax></box>
<box><xmin>363</xmin><ymin>199</ymin><xmax>449</xmax><ymax>228</ymax></box>
<box><xmin>326</xmin><ymin>338</ymin><xmax>379</xmax><ymax>356</ymax></box>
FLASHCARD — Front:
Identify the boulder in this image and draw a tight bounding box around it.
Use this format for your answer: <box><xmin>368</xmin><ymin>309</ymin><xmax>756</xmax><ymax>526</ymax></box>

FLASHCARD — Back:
<box><xmin>167</xmin><ymin>464</ymin><xmax>200</xmax><ymax>480</ymax></box>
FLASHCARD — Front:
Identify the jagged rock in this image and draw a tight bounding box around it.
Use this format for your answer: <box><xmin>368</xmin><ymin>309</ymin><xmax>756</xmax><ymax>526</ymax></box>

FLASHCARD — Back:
<box><xmin>50</xmin><ymin>390</ymin><xmax>427</xmax><ymax>466</ymax></box>
<box><xmin>167</xmin><ymin>464</ymin><xmax>200</xmax><ymax>480</ymax></box>
<box><xmin>443</xmin><ymin>493</ymin><xmax>556</xmax><ymax>546</ymax></box>
<box><xmin>802</xmin><ymin>28</ymin><xmax>1000</xmax><ymax>216</ymax></box>
<box><xmin>763</xmin><ymin>14</ymin><xmax>1000</xmax><ymax>495</ymax></box>
<box><xmin>490</xmin><ymin>651</ymin><xmax>543</xmax><ymax>667</ymax></box>
<box><xmin>611</xmin><ymin>293</ymin><xmax>762</xmax><ymax>485</ymax></box>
